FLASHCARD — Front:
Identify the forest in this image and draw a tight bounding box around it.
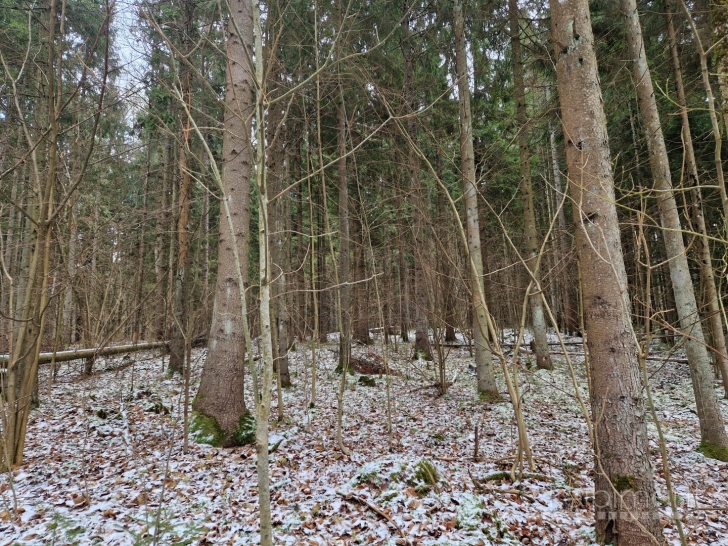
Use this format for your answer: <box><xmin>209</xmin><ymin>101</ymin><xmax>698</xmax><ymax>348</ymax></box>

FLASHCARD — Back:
<box><xmin>1</xmin><ymin>0</ymin><xmax>728</xmax><ymax>544</ymax></box>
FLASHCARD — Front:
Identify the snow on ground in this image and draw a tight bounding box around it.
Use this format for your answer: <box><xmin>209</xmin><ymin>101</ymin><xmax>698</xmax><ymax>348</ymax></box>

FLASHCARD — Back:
<box><xmin>1</xmin><ymin>333</ymin><xmax>727</xmax><ymax>545</ymax></box>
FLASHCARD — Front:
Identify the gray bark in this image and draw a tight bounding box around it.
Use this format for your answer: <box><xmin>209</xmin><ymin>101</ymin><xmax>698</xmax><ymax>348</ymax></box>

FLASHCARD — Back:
<box><xmin>453</xmin><ymin>0</ymin><xmax>497</xmax><ymax>395</ymax></box>
<box><xmin>622</xmin><ymin>0</ymin><xmax>728</xmax><ymax>450</ymax></box>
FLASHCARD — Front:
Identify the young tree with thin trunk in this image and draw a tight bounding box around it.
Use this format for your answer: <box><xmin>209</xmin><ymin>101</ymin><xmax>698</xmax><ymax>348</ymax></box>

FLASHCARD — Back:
<box><xmin>621</xmin><ymin>0</ymin><xmax>728</xmax><ymax>457</ymax></box>
<box><xmin>548</xmin><ymin>116</ymin><xmax>579</xmax><ymax>336</ymax></box>
<box><xmin>509</xmin><ymin>0</ymin><xmax>551</xmax><ymax>370</ymax></box>
<box><xmin>168</xmin><ymin>0</ymin><xmax>195</xmax><ymax>376</ymax></box>
<box><xmin>550</xmin><ymin>0</ymin><xmax>664</xmax><ymax>541</ymax></box>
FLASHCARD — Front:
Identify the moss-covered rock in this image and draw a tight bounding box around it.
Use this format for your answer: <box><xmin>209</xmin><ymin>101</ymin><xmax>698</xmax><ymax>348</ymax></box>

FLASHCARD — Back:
<box><xmin>698</xmin><ymin>441</ymin><xmax>728</xmax><ymax>462</ymax></box>
<box><xmin>189</xmin><ymin>412</ymin><xmax>226</xmax><ymax>447</ymax></box>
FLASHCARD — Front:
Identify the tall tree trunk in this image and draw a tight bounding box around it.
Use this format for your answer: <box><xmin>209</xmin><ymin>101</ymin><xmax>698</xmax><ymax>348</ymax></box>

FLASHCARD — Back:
<box><xmin>3</xmin><ymin>0</ymin><xmax>63</xmax><ymax>465</ymax></box>
<box><xmin>153</xmin><ymin>137</ymin><xmax>170</xmax><ymax>340</ymax></box>
<box><xmin>509</xmin><ymin>0</ymin><xmax>551</xmax><ymax>370</ymax></box>
<box><xmin>192</xmin><ymin>0</ymin><xmax>254</xmax><ymax>443</ymax></box>
<box><xmin>316</xmin><ymin>185</ymin><xmax>327</xmax><ymax>342</ymax></box>
<box><xmin>251</xmin><ymin>1</ymin><xmax>274</xmax><ymax>541</ymax></box>
<box><xmin>549</xmin><ymin>117</ymin><xmax>579</xmax><ymax>335</ymax></box>
<box><xmin>336</xmin><ymin>77</ymin><xmax>351</xmax><ymax>369</ymax></box>
<box><xmin>622</xmin><ymin>0</ymin><xmax>728</xmax><ymax>454</ymax></box>
<box><xmin>293</xmin><ymin>134</ymin><xmax>307</xmax><ymax>340</ymax></box>
<box><xmin>436</xmin><ymin>154</ymin><xmax>457</xmax><ymax>344</ymax></box>
<box><xmin>63</xmin><ymin>196</ymin><xmax>78</xmax><ymax>345</ymax></box>
<box><xmin>352</xmin><ymin>202</ymin><xmax>371</xmax><ymax>344</ymax></box>
<box><xmin>268</xmin><ymin>65</ymin><xmax>292</xmax><ymax>387</ymax></box>
<box><xmin>453</xmin><ymin>0</ymin><xmax>497</xmax><ymax>395</ymax></box>
<box><xmin>402</xmin><ymin>2</ymin><xmax>430</xmax><ymax>359</ymax></box>
<box><xmin>680</xmin><ymin>1</ymin><xmax>728</xmax><ymax>231</ymax></box>
<box><xmin>132</xmin><ymin>137</ymin><xmax>151</xmax><ymax>344</ymax></box>
<box><xmin>168</xmin><ymin>0</ymin><xmax>195</xmax><ymax>376</ymax></box>
<box><xmin>550</xmin><ymin>0</ymin><xmax>663</xmax><ymax>542</ymax></box>
<box><xmin>665</xmin><ymin>3</ymin><xmax>728</xmax><ymax>397</ymax></box>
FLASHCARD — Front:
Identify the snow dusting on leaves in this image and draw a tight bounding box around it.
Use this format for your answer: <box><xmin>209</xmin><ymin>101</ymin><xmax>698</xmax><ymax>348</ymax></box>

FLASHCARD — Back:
<box><xmin>1</xmin><ymin>332</ymin><xmax>727</xmax><ymax>545</ymax></box>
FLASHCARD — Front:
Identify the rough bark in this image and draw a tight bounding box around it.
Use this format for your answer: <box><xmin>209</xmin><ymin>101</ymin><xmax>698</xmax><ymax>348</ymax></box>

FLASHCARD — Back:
<box><xmin>622</xmin><ymin>0</ymin><xmax>728</xmax><ymax>451</ymax></box>
<box><xmin>550</xmin><ymin>0</ymin><xmax>664</xmax><ymax>542</ymax></box>
<box><xmin>453</xmin><ymin>0</ymin><xmax>497</xmax><ymax>395</ymax></box>
<box><xmin>192</xmin><ymin>0</ymin><xmax>253</xmax><ymax>443</ymax></box>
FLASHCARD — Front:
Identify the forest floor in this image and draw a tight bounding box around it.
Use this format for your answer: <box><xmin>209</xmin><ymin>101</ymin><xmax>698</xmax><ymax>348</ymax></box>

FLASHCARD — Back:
<box><xmin>1</xmin><ymin>331</ymin><xmax>727</xmax><ymax>545</ymax></box>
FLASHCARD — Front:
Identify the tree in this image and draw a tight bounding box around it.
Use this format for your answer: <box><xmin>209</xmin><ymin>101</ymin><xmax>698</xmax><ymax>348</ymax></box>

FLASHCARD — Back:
<box><xmin>452</xmin><ymin>0</ymin><xmax>497</xmax><ymax>396</ymax></box>
<box><xmin>509</xmin><ymin>0</ymin><xmax>551</xmax><ymax>370</ymax></box>
<box><xmin>550</xmin><ymin>0</ymin><xmax>663</xmax><ymax>542</ymax></box>
<box><xmin>168</xmin><ymin>0</ymin><xmax>196</xmax><ymax>376</ymax></box>
<box><xmin>192</xmin><ymin>0</ymin><xmax>254</xmax><ymax>446</ymax></box>
<box><xmin>664</xmin><ymin>2</ymin><xmax>728</xmax><ymax>397</ymax></box>
<box><xmin>401</xmin><ymin>0</ymin><xmax>431</xmax><ymax>360</ymax></box>
<box><xmin>621</xmin><ymin>0</ymin><xmax>728</xmax><ymax>457</ymax></box>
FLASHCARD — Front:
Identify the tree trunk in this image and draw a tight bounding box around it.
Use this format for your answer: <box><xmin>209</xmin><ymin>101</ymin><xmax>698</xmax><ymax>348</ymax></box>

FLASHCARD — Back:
<box><xmin>168</xmin><ymin>0</ymin><xmax>195</xmax><ymax>376</ymax></box>
<box><xmin>132</xmin><ymin>137</ymin><xmax>151</xmax><ymax>344</ymax></box>
<box><xmin>665</xmin><ymin>3</ymin><xmax>728</xmax><ymax>397</ymax></box>
<box><xmin>402</xmin><ymin>3</ymin><xmax>430</xmax><ymax>360</ymax></box>
<box><xmin>453</xmin><ymin>0</ymin><xmax>497</xmax><ymax>395</ymax></box>
<box><xmin>192</xmin><ymin>0</ymin><xmax>254</xmax><ymax>444</ymax></box>
<box><xmin>509</xmin><ymin>0</ymin><xmax>551</xmax><ymax>370</ymax></box>
<box><xmin>550</xmin><ymin>0</ymin><xmax>664</xmax><ymax>542</ymax></box>
<box><xmin>337</xmin><ymin>80</ymin><xmax>351</xmax><ymax>369</ymax></box>
<box><xmin>153</xmin><ymin>136</ymin><xmax>170</xmax><ymax>341</ymax></box>
<box><xmin>267</xmin><ymin>46</ymin><xmax>292</xmax><ymax>387</ymax></box>
<box><xmin>2</xmin><ymin>0</ymin><xmax>65</xmax><ymax>465</ymax></box>
<box><xmin>622</xmin><ymin>0</ymin><xmax>728</xmax><ymax>453</ymax></box>
<box><xmin>352</xmin><ymin>204</ymin><xmax>371</xmax><ymax>344</ymax></box>
<box><xmin>549</xmin><ymin>117</ymin><xmax>579</xmax><ymax>335</ymax></box>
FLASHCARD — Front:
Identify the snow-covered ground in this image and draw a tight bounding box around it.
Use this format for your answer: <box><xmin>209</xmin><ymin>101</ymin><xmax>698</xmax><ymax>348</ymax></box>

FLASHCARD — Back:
<box><xmin>1</xmin><ymin>333</ymin><xmax>727</xmax><ymax>545</ymax></box>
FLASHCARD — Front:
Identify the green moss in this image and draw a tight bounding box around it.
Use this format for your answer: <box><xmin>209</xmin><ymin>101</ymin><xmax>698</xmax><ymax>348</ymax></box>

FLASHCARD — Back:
<box><xmin>413</xmin><ymin>348</ymin><xmax>431</xmax><ymax>361</ymax></box>
<box><xmin>611</xmin><ymin>474</ymin><xmax>637</xmax><ymax>492</ymax></box>
<box><xmin>698</xmin><ymin>441</ymin><xmax>728</xmax><ymax>462</ymax></box>
<box><xmin>145</xmin><ymin>401</ymin><xmax>170</xmax><ymax>414</ymax></box>
<box><xmin>233</xmin><ymin>413</ymin><xmax>256</xmax><ymax>446</ymax></box>
<box><xmin>358</xmin><ymin>375</ymin><xmax>376</xmax><ymax>387</ymax></box>
<box><xmin>477</xmin><ymin>390</ymin><xmax>502</xmax><ymax>403</ymax></box>
<box><xmin>189</xmin><ymin>412</ymin><xmax>226</xmax><ymax>447</ymax></box>
<box><xmin>413</xmin><ymin>458</ymin><xmax>439</xmax><ymax>486</ymax></box>
<box><xmin>335</xmin><ymin>361</ymin><xmax>355</xmax><ymax>375</ymax></box>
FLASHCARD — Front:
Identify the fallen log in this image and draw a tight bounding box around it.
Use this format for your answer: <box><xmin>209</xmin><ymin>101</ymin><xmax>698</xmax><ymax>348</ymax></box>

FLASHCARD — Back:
<box><xmin>0</xmin><ymin>341</ymin><xmax>168</xmax><ymax>365</ymax></box>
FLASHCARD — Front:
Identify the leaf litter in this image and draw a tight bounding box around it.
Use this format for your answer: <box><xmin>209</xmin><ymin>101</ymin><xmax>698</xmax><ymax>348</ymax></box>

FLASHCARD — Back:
<box><xmin>1</xmin><ymin>332</ymin><xmax>727</xmax><ymax>545</ymax></box>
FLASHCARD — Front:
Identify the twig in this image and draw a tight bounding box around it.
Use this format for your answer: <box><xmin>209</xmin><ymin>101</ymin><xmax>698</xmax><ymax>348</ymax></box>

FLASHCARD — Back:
<box><xmin>338</xmin><ymin>491</ymin><xmax>409</xmax><ymax>543</ymax></box>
